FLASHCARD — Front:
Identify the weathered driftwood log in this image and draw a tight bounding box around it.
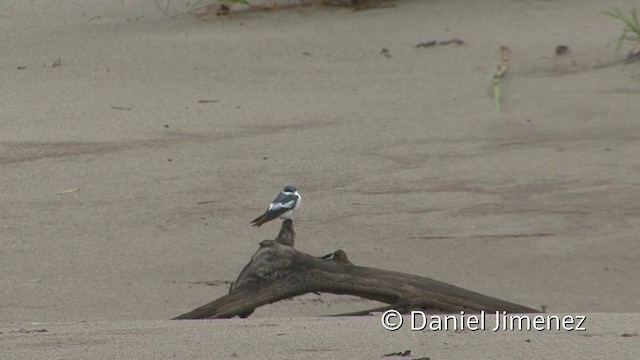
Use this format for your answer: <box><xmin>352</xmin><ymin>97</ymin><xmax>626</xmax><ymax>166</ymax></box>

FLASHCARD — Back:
<box><xmin>174</xmin><ymin>220</ymin><xmax>538</xmax><ymax>319</ymax></box>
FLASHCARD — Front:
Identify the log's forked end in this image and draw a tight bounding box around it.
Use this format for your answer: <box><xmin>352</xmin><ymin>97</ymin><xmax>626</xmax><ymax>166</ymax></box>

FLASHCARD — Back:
<box><xmin>332</xmin><ymin>250</ymin><xmax>352</xmax><ymax>264</ymax></box>
<box><xmin>259</xmin><ymin>240</ymin><xmax>275</xmax><ymax>248</ymax></box>
<box><xmin>320</xmin><ymin>249</ymin><xmax>353</xmax><ymax>264</ymax></box>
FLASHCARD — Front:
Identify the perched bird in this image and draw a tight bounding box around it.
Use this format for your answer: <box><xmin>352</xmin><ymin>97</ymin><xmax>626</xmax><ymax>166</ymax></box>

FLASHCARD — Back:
<box><xmin>251</xmin><ymin>185</ymin><xmax>302</xmax><ymax>227</ymax></box>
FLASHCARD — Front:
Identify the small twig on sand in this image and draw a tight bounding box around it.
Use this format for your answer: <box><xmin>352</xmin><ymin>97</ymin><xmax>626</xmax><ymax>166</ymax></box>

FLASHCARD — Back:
<box><xmin>493</xmin><ymin>46</ymin><xmax>510</xmax><ymax>114</ymax></box>
<box><xmin>57</xmin><ymin>188</ymin><xmax>80</xmax><ymax>195</ymax></box>
<box><xmin>383</xmin><ymin>349</ymin><xmax>411</xmax><ymax>357</ymax></box>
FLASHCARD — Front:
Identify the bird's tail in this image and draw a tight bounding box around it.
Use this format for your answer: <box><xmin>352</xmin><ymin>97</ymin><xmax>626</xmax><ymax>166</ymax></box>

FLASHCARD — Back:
<box><xmin>250</xmin><ymin>214</ymin><xmax>267</xmax><ymax>227</ymax></box>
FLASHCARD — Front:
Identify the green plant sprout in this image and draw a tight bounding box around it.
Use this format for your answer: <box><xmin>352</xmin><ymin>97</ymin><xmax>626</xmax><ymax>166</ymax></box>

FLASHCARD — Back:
<box><xmin>493</xmin><ymin>46</ymin><xmax>510</xmax><ymax>114</ymax></box>
<box><xmin>603</xmin><ymin>7</ymin><xmax>640</xmax><ymax>62</ymax></box>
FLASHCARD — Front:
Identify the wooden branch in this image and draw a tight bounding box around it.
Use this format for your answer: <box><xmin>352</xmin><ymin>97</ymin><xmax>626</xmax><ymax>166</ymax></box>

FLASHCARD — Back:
<box><xmin>274</xmin><ymin>218</ymin><xmax>295</xmax><ymax>247</ymax></box>
<box><xmin>174</xmin><ymin>220</ymin><xmax>538</xmax><ymax>319</ymax></box>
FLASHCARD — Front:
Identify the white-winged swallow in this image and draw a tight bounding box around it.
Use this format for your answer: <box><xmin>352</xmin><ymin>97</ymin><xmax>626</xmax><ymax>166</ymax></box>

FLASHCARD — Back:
<box><xmin>251</xmin><ymin>185</ymin><xmax>302</xmax><ymax>227</ymax></box>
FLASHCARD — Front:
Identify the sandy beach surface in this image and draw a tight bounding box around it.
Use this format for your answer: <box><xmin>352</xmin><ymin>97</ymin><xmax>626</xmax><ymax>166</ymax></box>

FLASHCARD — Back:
<box><xmin>1</xmin><ymin>314</ymin><xmax>639</xmax><ymax>359</ymax></box>
<box><xmin>2</xmin><ymin>0</ymin><xmax>639</xmax><ymax>358</ymax></box>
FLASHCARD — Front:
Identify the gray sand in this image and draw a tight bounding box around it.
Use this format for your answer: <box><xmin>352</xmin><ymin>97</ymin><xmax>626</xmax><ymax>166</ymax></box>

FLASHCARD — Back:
<box><xmin>1</xmin><ymin>0</ymin><xmax>639</xmax><ymax>358</ymax></box>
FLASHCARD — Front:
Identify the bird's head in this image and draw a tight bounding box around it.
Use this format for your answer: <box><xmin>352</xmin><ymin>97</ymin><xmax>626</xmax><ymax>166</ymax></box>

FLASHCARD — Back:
<box><xmin>283</xmin><ymin>185</ymin><xmax>297</xmax><ymax>194</ymax></box>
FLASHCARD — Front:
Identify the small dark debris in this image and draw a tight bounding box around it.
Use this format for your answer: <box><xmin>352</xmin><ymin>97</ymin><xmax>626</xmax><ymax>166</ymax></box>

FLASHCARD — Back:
<box><xmin>164</xmin><ymin>124</ymin><xmax>170</xmax><ymax>128</ymax></box>
<box><xmin>414</xmin><ymin>357</ymin><xmax>430</xmax><ymax>360</ymax></box>
<box><xmin>604</xmin><ymin>148</ymin><xmax>612</xmax><ymax>151</ymax></box>
<box><xmin>263</xmin><ymin>157</ymin><xmax>268</xmax><ymax>160</ymax></box>
<box><xmin>621</xmin><ymin>333</ymin><xmax>638</xmax><ymax>337</ymax></box>
<box><xmin>198</xmin><ymin>100</ymin><xmax>220</xmax><ymax>104</ymax></box>
<box><xmin>381</xmin><ymin>48</ymin><xmax>391</xmax><ymax>58</ymax></box>
<box><xmin>167</xmin><ymin>158</ymin><xmax>172</xmax><ymax>162</ymax></box>
<box><xmin>17</xmin><ymin>66</ymin><xmax>27</xmax><ymax>70</ymax></box>
<box><xmin>383</xmin><ymin>349</ymin><xmax>411</xmax><ymax>357</ymax></box>
<box><xmin>525</xmin><ymin>339</ymin><xmax>531</xmax><ymax>343</ymax></box>
<box><xmin>196</xmin><ymin>200</ymin><xmax>216</xmax><ymax>204</ymax></box>
<box><xmin>111</xmin><ymin>106</ymin><xmax>133</xmax><ymax>111</ymax></box>
<box><xmin>51</xmin><ymin>58</ymin><xmax>61</xmax><ymax>68</ymax></box>
<box><xmin>416</xmin><ymin>39</ymin><xmax>463</xmax><ymax>48</ymax></box>
<box><xmin>352</xmin><ymin>2</ymin><xmax>396</xmax><ymax>11</ymax></box>
<box><xmin>415</xmin><ymin>41</ymin><xmax>437</xmax><ymax>48</ymax></box>
<box><xmin>302</xmin><ymin>52</ymin><xmax>311</xmax><ymax>56</ymax></box>
<box><xmin>439</xmin><ymin>38</ymin><xmax>464</xmax><ymax>46</ymax></box>
<box><xmin>526</xmin><ymin>119</ymin><xmax>532</xmax><ymax>123</ymax></box>
<box><xmin>555</xmin><ymin>45</ymin><xmax>570</xmax><ymax>56</ymax></box>
<box><xmin>16</xmin><ymin>328</ymin><xmax>48</xmax><ymax>334</ymax></box>
<box><xmin>217</xmin><ymin>4</ymin><xmax>230</xmax><ymax>16</ymax></box>
<box><xmin>231</xmin><ymin>352</ymin><xmax>239</xmax><ymax>357</ymax></box>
